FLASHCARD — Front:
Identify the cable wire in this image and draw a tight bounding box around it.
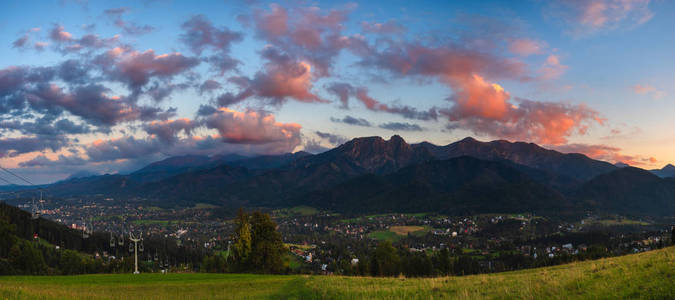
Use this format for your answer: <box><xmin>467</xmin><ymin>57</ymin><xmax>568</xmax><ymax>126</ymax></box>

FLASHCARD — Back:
<box><xmin>0</xmin><ymin>165</ymin><xmax>35</xmax><ymax>186</ymax></box>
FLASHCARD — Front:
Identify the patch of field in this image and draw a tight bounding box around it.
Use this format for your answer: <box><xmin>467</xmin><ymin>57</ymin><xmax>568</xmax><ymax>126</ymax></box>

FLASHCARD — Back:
<box><xmin>193</xmin><ymin>203</ymin><xmax>219</xmax><ymax>209</ymax></box>
<box><xmin>0</xmin><ymin>247</ymin><xmax>673</xmax><ymax>299</ymax></box>
<box><xmin>368</xmin><ymin>226</ymin><xmax>431</xmax><ymax>241</ymax></box>
<box><xmin>286</xmin><ymin>243</ymin><xmax>316</xmax><ymax>251</ymax></box>
<box><xmin>367</xmin><ymin>230</ymin><xmax>401</xmax><ymax>241</ymax></box>
<box><xmin>389</xmin><ymin>225</ymin><xmax>425</xmax><ymax>236</ymax></box>
<box><xmin>132</xmin><ymin>220</ymin><xmax>170</xmax><ymax>225</ymax></box>
<box><xmin>273</xmin><ymin>206</ymin><xmax>319</xmax><ymax>217</ymax></box>
<box><xmin>590</xmin><ymin>218</ymin><xmax>650</xmax><ymax>226</ymax></box>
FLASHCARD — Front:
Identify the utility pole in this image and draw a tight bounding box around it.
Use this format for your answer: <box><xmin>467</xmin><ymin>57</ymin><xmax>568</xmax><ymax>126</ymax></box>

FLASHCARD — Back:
<box><xmin>129</xmin><ymin>232</ymin><xmax>142</xmax><ymax>274</ymax></box>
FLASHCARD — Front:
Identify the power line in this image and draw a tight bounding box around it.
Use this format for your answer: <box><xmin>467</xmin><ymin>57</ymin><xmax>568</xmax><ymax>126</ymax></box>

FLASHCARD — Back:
<box><xmin>0</xmin><ymin>174</ymin><xmax>15</xmax><ymax>185</ymax></box>
<box><xmin>0</xmin><ymin>165</ymin><xmax>35</xmax><ymax>186</ymax></box>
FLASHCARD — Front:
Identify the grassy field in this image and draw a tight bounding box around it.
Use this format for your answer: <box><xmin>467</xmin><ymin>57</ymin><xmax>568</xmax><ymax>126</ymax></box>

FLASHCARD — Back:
<box><xmin>273</xmin><ymin>206</ymin><xmax>320</xmax><ymax>217</ymax></box>
<box><xmin>583</xmin><ymin>218</ymin><xmax>651</xmax><ymax>226</ymax></box>
<box><xmin>0</xmin><ymin>246</ymin><xmax>673</xmax><ymax>299</ymax></box>
<box><xmin>368</xmin><ymin>225</ymin><xmax>431</xmax><ymax>241</ymax></box>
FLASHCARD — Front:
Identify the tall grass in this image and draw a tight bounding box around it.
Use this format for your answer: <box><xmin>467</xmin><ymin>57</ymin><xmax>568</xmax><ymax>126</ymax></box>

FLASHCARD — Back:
<box><xmin>0</xmin><ymin>247</ymin><xmax>672</xmax><ymax>299</ymax></box>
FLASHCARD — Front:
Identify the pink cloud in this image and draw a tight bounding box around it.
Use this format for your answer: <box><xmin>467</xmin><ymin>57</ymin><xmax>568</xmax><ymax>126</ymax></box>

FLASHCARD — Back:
<box><xmin>553</xmin><ymin>143</ymin><xmax>657</xmax><ymax>167</ymax></box>
<box><xmin>252</xmin><ymin>58</ymin><xmax>321</xmax><ymax>103</ymax></box>
<box><xmin>552</xmin><ymin>0</ymin><xmax>654</xmax><ymax>34</ymax></box>
<box><xmin>219</xmin><ymin>47</ymin><xmax>325</xmax><ymax>106</ymax></box>
<box><xmin>538</xmin><ymin>55</ymin><xmax>568</xmax><ymax>80</ymax></box>
<box><xmin>49</xmin><ymin>24</ymin><xmax>72</xmax><ymax>42</ymax></box>
<box><xmin>355</xmin><ymin>40</ymin><xmax>600</xmax><ymax>144</ymax></box>
<box><xmin>508</xmin><ymin>38</ymin><xmax>545</xmax><ymax>56</ymax></box>
<box><xmin>248</xmin><ymin>4</ymin><xmax>354</xmax><ymax>77</ymax></box>
<box><xmin>633</xmin><ymin>84</ymin><xmax>665</xmax><ymax>99</ymax></box>
<box><xmin>204</xmin><ymin>108</ymin><xmax>302</xmax><ymax>150</ymax></box>
<box><xmin>103</xmin><ymin>49</ymin><xmax>199</xmax><ymax>89</ymax></box>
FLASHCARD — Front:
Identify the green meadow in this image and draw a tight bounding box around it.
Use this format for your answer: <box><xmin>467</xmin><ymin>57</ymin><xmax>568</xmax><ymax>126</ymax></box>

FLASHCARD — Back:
<box><xmin>0</xmin><ymin>246</ymin><xmax>672</xmax><ymax>299</ymax></box>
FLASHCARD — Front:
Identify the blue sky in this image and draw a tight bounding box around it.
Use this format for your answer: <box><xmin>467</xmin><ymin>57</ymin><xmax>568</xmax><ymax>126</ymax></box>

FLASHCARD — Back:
<box><xmin>0</xmin><ymin>0</ymin><xmax>673</xmax><ymax>183</ymax></box>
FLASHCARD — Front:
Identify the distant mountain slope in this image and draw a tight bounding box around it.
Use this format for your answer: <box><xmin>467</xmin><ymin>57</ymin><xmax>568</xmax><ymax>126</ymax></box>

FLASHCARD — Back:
<box><xmin>650</xmin><ymin>164</ymin><xmax>675</xmax><ymax>178</ymax></box>
<box><xmin>141</xmin><ymin>165</ymin><xmax>254</xmax><ymax>207</ymax></box>
<box><xmin>417</xmin><ymin>137</ymin><xmax>617</xmax><ymax>181</ymax></box>
<box><xmin>130</xmin><ymin>155</ymin><xmax>216</xmax><ymax>183</ymax></box>
<box><xmin>297</xmin><ymin>156</ymin><xmax>570</xmax><ymax>215</ymax></box>
<box><xmin>228</xmin><ymin>151</ymin><xmax>312</xmax><ymax>170</ymax></box>
<box><xmin>575</xmin><ymin>167</ymin><xmax>675</xmax><ymax>216</ymax></box>
<box><xmin>44</xmin><ymin>174</ymin><xmax>136</xmax><ymax>197</ymax></box>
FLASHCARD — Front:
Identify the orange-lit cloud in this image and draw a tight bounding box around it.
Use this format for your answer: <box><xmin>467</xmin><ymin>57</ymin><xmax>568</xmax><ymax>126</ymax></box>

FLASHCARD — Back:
<box><xmin>441</xmin><ymin>73</ymin><xmax>602</xmax><ymax>145</ymax></box>
<box><xmin>553</xmin><ymin>143</ymin><xmax>658</xmax><ymax>167</ymax></box>
<box><xmin>204</xmin><ymin>108</ymin><xmax>302</xmax><ymax>147</ymax></box>
<box><xmin>446</xmin><ymin>74</ymin><xmax>511</xmax><ymax>120</ymax></box>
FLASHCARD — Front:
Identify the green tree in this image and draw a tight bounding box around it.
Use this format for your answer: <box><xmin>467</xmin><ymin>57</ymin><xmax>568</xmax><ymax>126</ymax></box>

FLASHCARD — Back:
<box><xmin>0</xmin><ymin>216</ymin><xmax>17</xmax><ymax>258</ymax></box>
<box><xmin>8</xmin><ymin>240</ymin><xmax>47</xmax><ymax>275</ymax></box>
<box><xmin>249</xmin><ymin>211</ymin><xmax>286</xmax><ymax>273</ymax></box>
<box><xmin>436</xmin><ymin>248</ymin><xmax>452</xmax><ymax>276</ymax></box>
<box><xmin>231</xmin><ymin>208</ymin><xmax>252</xmax><ymax>269</ymax></box>
<box><xmin>373</xmin><ymin>241</ymin><xmax>400</xmax><ymax>277</ymax></box>
<box><xmin>59</xmin><ymin>249</ymin><xmax>83</xmax><ymax>275</ymax></box>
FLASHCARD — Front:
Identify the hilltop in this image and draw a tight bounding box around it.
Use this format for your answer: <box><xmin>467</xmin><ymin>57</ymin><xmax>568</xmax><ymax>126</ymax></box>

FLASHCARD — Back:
<box><xmin>0</xmin><ymin>246</ymin><xmax>672</xmax><ymax>299</ymax></box>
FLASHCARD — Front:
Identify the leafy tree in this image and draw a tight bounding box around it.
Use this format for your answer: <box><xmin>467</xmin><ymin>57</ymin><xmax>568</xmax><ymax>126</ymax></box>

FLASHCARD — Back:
<box><xmin>9</xmin><ymin>240</ymin><xmax>47</xmax><ymax>275</ymax></box>
<box><xmin>372</xmin><ymin>241</ymin><xmax>400</xmax><ymax>277</ymax></box>
<box><xmin>0</xmin><ymin>216</ymin><xmax>17</xmax><ymax>258</ymax></box>
<box><xmin>201</xmin><ymin>254</ymin><xmax>227</xmax><ymax>273</ymax></box>
<box><xmin>249</xmin><ymin>211</ymin><xmax>286</xmax><ymax>273</ymax></box>
<box><xmin>59</xmin><ymin>249</ymin><xmax>83</xmax><ymax>275</ymax></box>
<box><xmin>231</xmin><ymin>208</ymin><xmax>252</xmax><ymax>269</ymax></box>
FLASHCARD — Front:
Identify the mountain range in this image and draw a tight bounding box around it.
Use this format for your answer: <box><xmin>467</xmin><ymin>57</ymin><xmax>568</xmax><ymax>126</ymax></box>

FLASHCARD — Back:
<box><xmin>3</xmin><ymin>136</ymin><xmax>674</xmax><ymax>216</ymax></box>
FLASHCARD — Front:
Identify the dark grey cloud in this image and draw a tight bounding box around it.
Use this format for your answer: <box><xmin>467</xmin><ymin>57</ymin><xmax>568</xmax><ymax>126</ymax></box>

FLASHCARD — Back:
<box><xmin>143</xmin><ymin>119</ymin><xmax>199</xmax><ymax>144</ymax></box>
<box><xmin>326</xmin><ymin>82</ymin><xmax>354</xmax><ymax>108</ymax></box>
<box><xmin>0</xmin><ymin>117</ymin><xmax>90</xmax><ymax>136</ymax></box>
<box><xmin>58</xmin><ymin>59</ymin><xmax>89</xmax><ymax>84</ymax></box>
<box><xmin>105</xmin><ymin>7</ymin><xmax>155</xmax><ymax>35</ymax></box>
<box><xmin>379</xmin><ymin>122</ymin><xmax>423</xmax><ymax>131</ymax></box>
<box><xmin>316</xmin><ymin>131</ymin><xmax>347</xmax><ymax>145</ymax></box>
<box><xmin>196</xmin><ymin>104</ymin><xmax>217</xmax><ymax>116</ymax></box>
<box><xmin>18</xmin><ymin>154</ymin><xmax>87</xmax><ymax>167</ymax></box>
<box><xmin>180</xmin><ymin>15</ymin><xmax>243</xmax><ymax>74</ymax></box>
<box><xmin>198</xmin><ymin>79</ymin><xmax>222</xmax><ymax>95</ymax></box>
<box><xmin>12</xmin><ymin>35</ymin><xmax>30</xmax><ymax>49</ymax></box>
<box><xmin>0</xmin><ymin>135</ymin><xmax>69</xmax><ymax>158</ymax></box>
<box><xmin>330</xmin><ymin>115</ymin><xmax>372</xmax><ymax>127</ymax></box>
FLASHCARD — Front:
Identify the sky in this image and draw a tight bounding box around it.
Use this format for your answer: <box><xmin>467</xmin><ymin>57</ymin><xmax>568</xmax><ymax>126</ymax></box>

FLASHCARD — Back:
<box><xmin>0</xmin><ymin>0</ymin><xmax>674</xmax><ymax>184</ymax></box>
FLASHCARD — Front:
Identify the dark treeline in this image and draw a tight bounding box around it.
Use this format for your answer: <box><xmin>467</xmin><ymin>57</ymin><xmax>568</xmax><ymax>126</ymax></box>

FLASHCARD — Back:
<box><xmin>0</xmin><ymin>202</ymin><xmax>206</xmax><ymax>275</ymax></box>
